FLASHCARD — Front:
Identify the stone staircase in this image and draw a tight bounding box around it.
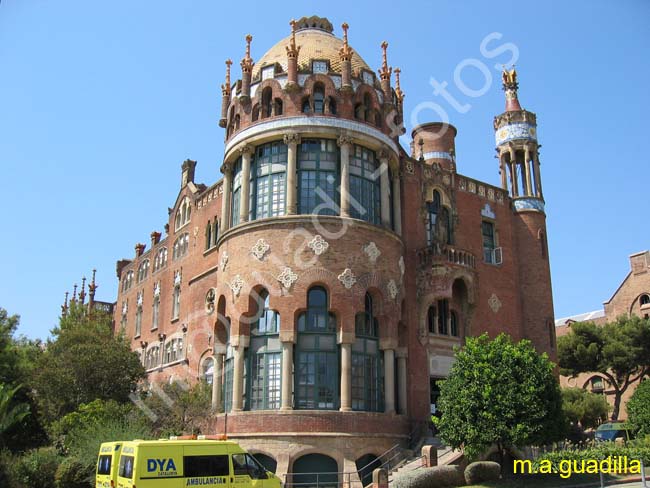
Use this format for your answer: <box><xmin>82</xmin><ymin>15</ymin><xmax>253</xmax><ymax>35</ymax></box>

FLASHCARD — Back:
<box><xmin>387</xmin><ymin>436</ymin><xmax>464</xmax><ymax>482</ymax></box>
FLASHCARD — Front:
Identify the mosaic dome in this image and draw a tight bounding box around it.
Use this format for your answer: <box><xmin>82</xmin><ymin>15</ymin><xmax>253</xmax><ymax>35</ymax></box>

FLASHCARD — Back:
<box><xmin>252</xmin><ymin>17</ymin><xmax>372</xmax><ymax>79</ymax></box>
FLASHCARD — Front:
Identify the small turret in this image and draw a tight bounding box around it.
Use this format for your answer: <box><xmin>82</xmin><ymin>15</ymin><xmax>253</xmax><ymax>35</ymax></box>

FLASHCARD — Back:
<box><xmin>339</xmin><ymin>22</ymin><xmax>353</xmax><ymax>91</ymax></box>
<box><xmin>378</xmin><ymin>41</ymin><xmax>392</xmax><ymax>104</ymax></box>
<box><xmin>285</xmin><ymin>20</ymin><xmax>301</xmax><ymax>88</ymax></box>
<box><xmin>219</xmin><ymin>59</ymin><xmax>233</xmax><ymax>128</ymax></box>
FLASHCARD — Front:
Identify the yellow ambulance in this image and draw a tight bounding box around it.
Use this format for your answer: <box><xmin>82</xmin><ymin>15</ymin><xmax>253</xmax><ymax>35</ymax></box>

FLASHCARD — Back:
<box><xmin>96</xmin><ymin>441</ymin><xmax>124</xmax><ymax>488</ymax></box>
<box><xmin>113</xmin><ymin>438</ymin><xmax>281</xmax><ymax>488</ymax></box>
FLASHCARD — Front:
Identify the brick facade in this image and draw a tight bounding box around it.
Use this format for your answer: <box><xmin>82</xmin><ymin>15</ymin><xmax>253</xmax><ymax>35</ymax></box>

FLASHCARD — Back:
<box><xmin>111</xmin><ymin>17</ymin><xmax>555</xmax><ymax>479</ymax></box>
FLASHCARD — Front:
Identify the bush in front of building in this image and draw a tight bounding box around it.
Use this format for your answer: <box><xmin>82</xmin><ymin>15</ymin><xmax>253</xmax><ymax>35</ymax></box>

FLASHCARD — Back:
<box><xmin>464</xmin><ymin>461</ymin><xmax>501</xmax><ymax>485</ymax></box>
<box><xmin>392</xmin><ymin>465</ymin><xmax>465</xmax><ymax>488</ymax></box>
<box><xmin>11</xmin><ymin>447</ymin><xmax>61</xmax><ymax>488</ymax></box>
<box><xmin>627</xmin><ymin>379</ymin><xmax>650</xmax><ymax>437</ymax></box>
<box><xmin>533</xmin><ymin>443</ymin><xmax>650</xmax><ymax>471</ymax></box>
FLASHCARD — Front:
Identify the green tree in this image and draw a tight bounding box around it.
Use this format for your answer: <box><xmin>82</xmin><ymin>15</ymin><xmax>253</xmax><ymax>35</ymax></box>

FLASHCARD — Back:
<box><xmin>558</xmin><ymin>317</ymin><xmax>650</xmax><ymax>420</ymax></box>
<box><xmin>0</xmin><ymin>384</ymin><xmax>30</xmax><ymax>448</ymax></box>
<box><xmin>141</xmin><ymin>381</ymin><xmax>212</xmax><ymax>437</ymax></box>
<box><xmin>561</xmin><ymin>387</ymin><xmax>609</xmax><ymax>430</ymax></box>
<box><xmin>32</xmin><ymin>302</ymin><xmax>145</xmax><ymax>424</ymax></box>
<box><xmin>627</xmin><ymin>379</ymin><xmax>650</xmax><ymax>437</ymax></box>
<box><xmin>437</xmin><ymin>333</ymin><xmax>565</xmax><ymax>464</ymax></box>
<box><xmin>0</xmin><ymin>309</ymin><xmax>21</xmax><ymax>385</ymax></box>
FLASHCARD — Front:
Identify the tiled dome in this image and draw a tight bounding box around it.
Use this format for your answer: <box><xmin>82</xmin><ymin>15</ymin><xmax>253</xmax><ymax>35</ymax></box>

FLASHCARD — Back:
<box><xmin>252</xmin><ymin>19</ymin><xmax>372</xmax><ymax>79</ymax></box>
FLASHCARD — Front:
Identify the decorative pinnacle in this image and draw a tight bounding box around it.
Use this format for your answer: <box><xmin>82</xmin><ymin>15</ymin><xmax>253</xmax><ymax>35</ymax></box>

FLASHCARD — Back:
<box><xmin>339</xmin><ymin>22</ymin><xmax>353</xmax><ymax>59</ymax></box>
<box><xmin>501</xmin><ymin>65</ymin><xmax>522</xmax><ymax>112</ymax></box>
<box><xmin>241</xmin><ymin>35</ymin><xmax>254</xmax><ymax>71</ymax></box>
<box><xmin>286</xmin><ymin>19</ymin><xmax>301</xmax><ymax>57</ymax></box>
<box><xmin>88</xmin><ymin>268</ymin><xmax>97</xmax><ymax>294</ymax></box>
<box><xmin>394</xmin><ymin>67</ymin><xmax>404</xmax><ymax>101</ymax></box>
<box><xmin>223</xmin><ymin>59</ymin><xmax>232</xmax><ymax>91</ymax></box>
<box><xmin>79</xmin><ymin>276</ymin><xmax>87</xmax><ymax>304</ymax></box>
<box><xmin>379</xmin><ymin>41</ymin><xmax>392</xmax><ymax>80</ymax></box>
<box><xmin>72</xmin><ymin>283</ymin><xmax>78</xmax><ymax>302</ymax></box>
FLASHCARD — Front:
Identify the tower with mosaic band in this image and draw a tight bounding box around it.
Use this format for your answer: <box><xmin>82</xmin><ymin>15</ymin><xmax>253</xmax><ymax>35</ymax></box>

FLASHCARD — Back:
<box><xmin>495</xmin><ymin>68</ymin><xmax>555</xmax><ymax>358</ymax></box>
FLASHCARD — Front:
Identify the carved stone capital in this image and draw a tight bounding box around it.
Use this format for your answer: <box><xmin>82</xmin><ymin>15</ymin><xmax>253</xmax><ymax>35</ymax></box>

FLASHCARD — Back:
<box><xmin>283</xmin><ymin>133</ymin><xmax>301</xmax><ymax>146</ymax></box>
<box><xmin>378</xmin><ymin>147</ymin><xmax>391</xmax><ymax>161</ymax></box>
<box><xmin>337</xmin><ymin>133</ymin><xmax>354</xmax><ymax>147</ymax></box>
<box><xmin>238</xmin><ymin>144</ymin><xmax>254</xmax><ymax>156</ymax></box>
<box><xmin>219</xmin><ymin>163</ymin><xmax>232</xmax><ymax>176</ymax></box>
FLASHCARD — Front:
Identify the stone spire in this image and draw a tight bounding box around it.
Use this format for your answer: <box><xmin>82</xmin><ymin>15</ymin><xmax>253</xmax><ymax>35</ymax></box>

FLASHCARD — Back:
<box><xmin>88</xmin><ymin>268</ymin><xmax>97</xmax><ymax>311</ymax></box>
<box><xmin>339</xmin><ymin>22</ymin><xmax>353</xmax><ymax>91</ymax></box>
<box><xmin>286</xmin><ymin>20</ymin><xmax>301</xmax><ymax>88</ymax></box>
<box><xmin>240</xmin><ymin>35</ymin><xmax>254</xmax><ymax>100</ymax></box>
<box><xmin>219</xmin><ymin>59</ymin><xmax>233</xmax><ymax>128</ymax></box>
<box><xmin>502</xmin><ymin>67</ymin><xmax>522</xmax><ymax>112</ymax></box>
<box><xmin>72</xmin><ymin>283</ymin><xmax>78</xmax><ymax>304</ymax></box>
<box><xmin>79</xmin><ymin>276</ymin><xmax>86</xmax><ymax>305</ymax></box>
<box><xmin>378</xmin><ymin>41</ymin><xmax>392</xmax><ymax>103</ymax></box>
<box><xmin>61</xmin><ymin>291</ymin><xmax>69</xmax><ymax>317</ymax></box>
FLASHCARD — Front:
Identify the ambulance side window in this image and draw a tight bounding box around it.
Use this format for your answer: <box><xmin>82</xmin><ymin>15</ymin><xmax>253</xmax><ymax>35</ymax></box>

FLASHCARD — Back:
<box><xmin>119</xmin><ymin>455</ymin><xmax>134</xmax><ymax>479</ymax></box>
<box><xmin>184</xmin><ymin>455</ymin><xmax>229</xmax><ymax>477</ymax></box>
<box><xmin>232</xmin><ymin>454</ymin><xmax>267</xmax><ymax>479</ymax></box>
<box><xmin>97</xmin><ymin>455</ymin><xmax>112</xmax><ymax>475</ymax></box>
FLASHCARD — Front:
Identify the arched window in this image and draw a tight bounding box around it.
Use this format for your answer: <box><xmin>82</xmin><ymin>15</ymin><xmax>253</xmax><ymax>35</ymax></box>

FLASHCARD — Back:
<box><xmin>261</xmin><ymin>87</ymin><xmax>272</xmax><ymax>118</ymax></box>
<box><xmin>152</xmin><ymin>293</ymin><xmax>160</xmax><ymax>330</ymax></box>
<box><xmin>297</xmin><ymin>139</ymin><xmax>339</xmax><ymax>216</ymax></box>
<box><xmin>154</xmin><ymin>248</ymin><xmax>168</xmax><ymax>271</ymax></box>
<box><xmin>438</xmin><ymin>299</ymin><xmax>449</xmax><ymax>335</ymax></box>
<box><xmin>175</xmin><ymin>198</ymin><xmax>191</xmax><ymax>230</ymax></box>
<box><xmin>246</xmin><ymin>289</ymin><xmax>281</xmax><ymax>410</ymax></box>
<box><xmin>145</xmin><ymin>346</ymin><xmax>160</xmax><ymax>370</ymax></box>
<box><xmin>296</xmin><ymin>287</ymin><xmax>338</xmax><ymax>409</ymax></box>
<box><xmin>135</xmin><ymin>297</ymin><xmax>142</xmax><ymax>337</ymax></box>
<box><xmin>223</xmin><ymin>341</ymin><xmax>234</xmax><ymax>412</ymax></box>
<box><xmin>640</xmin><ymin>294</ymin><xmax>650</xmax><ymax>306</ymax></box>
<box><xmin>301</xmin><ymin>97</ymin><xmax>311</xmax><ymax>114</ymax></box>
<box><xmin>363</xmin><ymin>93</ymin><xmax>372</xmax><ymax>122</ymax></box>
<box><xmin>274</xmin><ymin>98</ymin><xmax>283</xmax><ymax>116</ymax></box>
<box><xmin>313</xmin><ymin>83</ymin><xmax>325</xmax><ymax>114</ymax></box>
<box><xmin>202</xmin><ymin>357</ymin><xmax>215</xmax><ymax>385</ymax></box>
<box><xmin>427</xmin><ymin>191</ymin><xmax>451</xmax><ymax>246</ymax></box>
<box><xmin>164</xmin><ymin>337</ymin><xmax>184</xmax><ymax>363</ymax></box>
<box><xmin>328</xmin><ymin>97</ymin><xmax>337</xmax><ymax>115</ymax></box>
<box><xmin>252</xmin><ymin>141</ymin><xmax>287</xmax><ymax>220</ymax></box>
<box><xmin>293</xmin><ymin>454</ymin><xmax>338</xmax><ymax>488</ymax></box>
<box><xmin>427</xmin><ymin>305</ymin><xmax>436</xmax><ymax>333</ymax></box>
<box><xmin>350</xmin><ymin>145</ymin><xmax>380</xmax><ymax>225</ymax></box>
<box><xmin>252</xmin><ymin>104</ymin><xmax>260</xmax><ymax>122</ymax></box>
<box><xmin>450</xmin><ymin>310</ymin><xmax>458</xmax><ymax>337</ymax></box>
<box><xmin>172</xmin><ymin>284</ymin><xmax>181</xmax><ymax>320</ymax></box>
<box><xmin>205</xmin><ymin>221</ymin><xmax>212</xmax><ymax>250</ymax></box>
<box><xmin>137</xmin><ymin>260</ymin><xmax>150</xmax><ymax>282</ymax></box>
<box><xmin>122</xmin><ymin>270</ymin><xmax>134</xmax><ymax>292</ymax></box>
<box><xmin>172</xmin><ymin>233</ymin><xmax>189</xmax><ymax>260</ymax></box>
<box><xmin>352</xmin><ymin>293</ymin><xmax>382</xmax><ymax>412</ymax></box>
<box><xmin>230</xmin><ymin>158</ymin><xmax>242</xmax><ymax>227</ymax></box>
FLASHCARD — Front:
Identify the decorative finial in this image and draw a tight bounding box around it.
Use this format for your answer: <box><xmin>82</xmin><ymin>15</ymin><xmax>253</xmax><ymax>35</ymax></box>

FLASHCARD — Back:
<box><xmin>245</xmin><ymin>34</ymin><xmax>252</xmax><ymax>59</ymax></box>
<box><xmin>72</xmin><ymin>283</ymin><xmax>78</xmax><ymax>302</ymax></box>
<box><xmin>501</xmin><ymin>65</ymin><xmax>522</xmax><ymax>112</ymax></box>
<box><xmin>88</xmin><ymin>269</ymin><xmax>97</xmax><ymax>296</ymax></box>
<box><xmin>378</xmin><ymin>41</ymin><xmax>392</xmax><ymax>80</ymax></box>
<box><xmin>61</xmin><ymin>291</ymin><xmax>69</xmax><ymax>316</ymax></box>
<box><xmin>394</xmin><ymin>67</ymin><xmax>404</xmax><ymax>101</ymax></box>
<box><xmin>79</xmin><ymin>276</ymin><xmax>86</xmax><ymax>304</ymax></box>
<box><xmin>339</xmin><ymin>22</ymin><xmax>353</xmax><ymax>60</ymax></box>
<box><xmin>225</xmin><ymin>59</ymin><xmax>232</xmax><ymax>87</ymax></box>
<box><xmin>241</xmin><ymin>35</ymin><xmax>254</xmax><ymax>72</ymax></box>
<box><xmin>286</xmin><ymin>20</ymin><xmax>301</xmax><ymax>57</ymax></box>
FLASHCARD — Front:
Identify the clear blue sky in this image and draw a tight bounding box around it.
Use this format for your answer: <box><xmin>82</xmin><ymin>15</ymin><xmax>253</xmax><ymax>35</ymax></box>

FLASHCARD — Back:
<box><xmin>1</xmin><ymin>0</ymin><xmax>648</xmax><ymax>339</ymax></box>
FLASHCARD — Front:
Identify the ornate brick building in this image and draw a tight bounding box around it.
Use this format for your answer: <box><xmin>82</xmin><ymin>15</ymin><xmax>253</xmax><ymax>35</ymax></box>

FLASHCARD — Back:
<box><xmin>556</xmin><ymin>250</ymin><xmax>650</xmax><ymax>419</ymax></box>
<box><xmin>113</xmin><ymin>15</ymin><xmax>555</xmax><ymax>479</ymax></box>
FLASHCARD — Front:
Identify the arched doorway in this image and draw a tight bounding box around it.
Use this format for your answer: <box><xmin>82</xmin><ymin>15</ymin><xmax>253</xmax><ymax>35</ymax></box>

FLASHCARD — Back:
<box><xmin>292</xmin><ymin>453</ymin><xmax>338</xmax><ymax>488</ymax></box>
<box><xmin>356</xmin><ymin>454</ymin><xmax>380</xmax><ymax>487</ymax></box>
<box><xmin>252</xmin><ymin>453</ymin><xmax>277</xmax><ymax>474</ymax></box>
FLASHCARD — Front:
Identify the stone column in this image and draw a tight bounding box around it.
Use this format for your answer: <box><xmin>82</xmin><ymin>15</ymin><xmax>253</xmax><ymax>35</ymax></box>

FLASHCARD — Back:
<box><xmin>220</xmin><ymin>165</ymin><xmax>232</xmax><ymax>233</ymax></box>
<box><xmin>509</xmin><ymin>147</ymin><xmax>518</xmax><ymax>197</ymax></box>
<box><xmin>383</xmin><ymin>349</ymin><xmax>395</xmax><ymax>414</ymax></box>
<box><xmin>391</xmin><ymin>174</ymin><xmax>401</xmax><ymax>235</ymax></box>
<box><xmin>524</xmin><ymin>147</ymin><xmax>533</xmax><ymax>196</ymax></box>
<box><xmin>212</xmin><ymin>353</ymin><xmax>224</xmax><ymax>412</ymax></box>
<box><xmin>396</xmin><ymin>350</ymin><xmax>407</xmax><ymax>415</ymax></box>
<box><xmin>340</xmin><ymin>342</ymin><xmax>352</xmax><ymax>411</ymax></box>
<box><xmin>239</xmin><ymin>146</ymin><xmax>253</xmax><ymax>223</ymax></box>
<box><xmin>499</xmin><ymin>153</ymin><xmax>508</xmax><ymax>190</ymax></box>
<box><xmin>338</xmin><ymin>135</ymin><xmax>353</xmax><ymax>217</ymax></box>
<box><xmin>533</xmin><ymin>151</ymin><xmax>543</xmax><ymax>198</ymax></box>
<box><xmin>284</xmin><ymin>134</ymin><xmax>300</xmax><ymax>215</ymax></box>
<box><xmin>379</xmin><ymin>151</ymin><xmax>391</xmax><ymax>228</ymax></box>
<box><xmin>281</xmin><ymin>340</ymin><xmax>293</xmax><ymax>410</ymax></box>
<box><xmin>232</xmin><ymin>345</ymin><xmax>245</xmax><ymax>411</ymax></box>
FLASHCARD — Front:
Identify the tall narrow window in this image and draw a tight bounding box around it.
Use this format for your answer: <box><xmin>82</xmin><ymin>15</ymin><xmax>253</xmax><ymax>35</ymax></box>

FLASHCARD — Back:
<box><xmin>175</xmin><ymin>197</ymin><xmax>191</xmax><ymax>230</ymax></box>
<box><xmin>313</xmin><ymin>83</ymin><xmax>325</xmax><ymax>114</ymax></box>
<box><xmin>438</xmin><ymin>299</ymin><xmax>449</xmax><ymax>335</ymax></box>
<box><xmin>152</xmin><ymin>295</ymin><xmax>160</xmax><ymax>330</ymax></box>
<box><xmin>206</xmin><ymin>221</ymin><xmax>212</xmax><ymax>250</ymax></box>
<box><xmin>135</xmin><ymin>304</ymin><xmax>142</xmax><ymax>337</ymax></box>
<box><xmin>427</xmin><ymin>191</ymin><xmax>451</xmax><ymax>246</ymax></box>
<box><xmin>252</xmin><ymin>142</ymin><xmax>287</xmax><ymax>220</ymax></box>
<box><xmin>172</xmin><ymin>285</ymin><xmax>181</xmax><ymax>320</ymax></box>
<box><xmin>349</xmin><ymin>145</ymin><xmax>380</xmax><ymax>224</ymax></box>
<box><xmin>261</xmin><ymin>87</ymin><xmax>272</xmax><ymax>118</ymax></box>
<box><xmin>352</xmin><ymin>293</ymin><xmax>382</xmax><ymax>412</ymax></box>
<box><xmin>137</xmin><ymin>260</ymin><xmax>150</xmax><ymax>282</ymax></box>
<box><xmin>296</xmin><ymin>287</ymin><xmax>338</xmax><ymax>410</ymax></box>
<box><xmin>297</xmin><ymin>139</ymin><xmax>339</xmax><ymax>216</ymax></box>
<box><xmin>450</xmin><ymin>310</ymin><xmax>458</xmax><ymax>337</ymax></box>
<box><xmin>246</xmin><ymin>290</ymin><xmax>281</xmax><ymax>410</ymax></box>
<box><xmin>202</xmin><ymin>357</ymin><xmax>215</xmax><ymax>385</ymax></box>
<box><xmin>173</xmin><ymin>234</ymin><xmax>189</xmax><ymax>260</ymax></box>
<box><xmin>482</xmin><ymin>221</ymin><xmax>496</xmax><ymax>263</ymax></box>
<box><xmin>427</xmin><ymin>305</ymin><xmax>437</xmax><ymax>334</ymax></box>
<box><xmin>231</xmin><ymin>158</ymin><xmax>242</xmax><ymax>227</ymax></box>
<box><xmin>154</xmin><ymin>248</ymin><xmax>168</xmax><ymax>271</ymax></box>
<box><xmin>426</xmin><ymin>192</ymin><xmax>440</xmax><ymax>247</ymax></box>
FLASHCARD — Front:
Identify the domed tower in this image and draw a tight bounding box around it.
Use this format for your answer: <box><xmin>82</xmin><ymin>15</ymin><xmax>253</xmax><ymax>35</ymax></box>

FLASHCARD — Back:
<box><xmin>213</xmin><ymin>16</ymin><xmax>408</xmax><ymax>478</ymax></box>
<box><xmin>494</xmin><ymin>68</ymin><xmax>555</xmax><ymax>358</ymax></box>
